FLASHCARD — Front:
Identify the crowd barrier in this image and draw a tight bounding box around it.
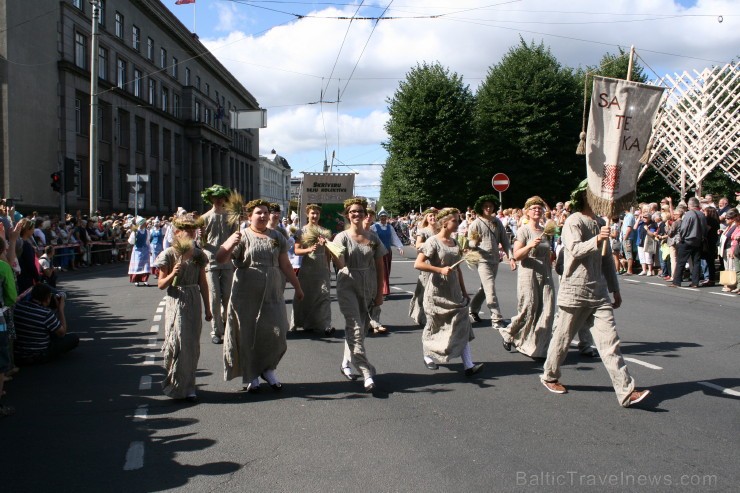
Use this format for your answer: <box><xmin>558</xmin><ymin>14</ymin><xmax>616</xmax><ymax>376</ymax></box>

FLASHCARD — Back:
<box><xmin>35</xmin><ymin>240</ymin><xmax>132</xmax><ymax>269</ymax></box>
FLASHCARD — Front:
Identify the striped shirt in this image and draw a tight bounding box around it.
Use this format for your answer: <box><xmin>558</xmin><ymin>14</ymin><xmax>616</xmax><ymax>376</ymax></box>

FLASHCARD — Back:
<box><xmin>13</xmin><ymin>299</ymin><xmax>61</xmax><ymax>357</ymax></box>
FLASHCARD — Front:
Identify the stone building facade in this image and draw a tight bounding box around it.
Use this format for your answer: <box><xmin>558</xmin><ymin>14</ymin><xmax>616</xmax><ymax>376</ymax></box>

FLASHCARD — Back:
<box><xmin>0</xmin><ymin>0</ymin><xmax>262</xmax><ymax>215</ymax></box>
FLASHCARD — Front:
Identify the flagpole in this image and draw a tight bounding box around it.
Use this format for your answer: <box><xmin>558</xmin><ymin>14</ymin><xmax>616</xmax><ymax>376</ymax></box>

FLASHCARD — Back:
<box><xmin>627</xmin><ymin>45</ymin><xmax>635</xmax><ymax>82</ymax></box>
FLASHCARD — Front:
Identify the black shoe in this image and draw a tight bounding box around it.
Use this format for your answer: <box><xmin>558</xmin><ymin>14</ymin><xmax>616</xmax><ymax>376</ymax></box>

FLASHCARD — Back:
<box><xmin>185</xmin><ymin>394</ymin><xmax>198</xmax><ymax>403</ymax></box>
<box><xmin>470</xmin><ymin>312</ymin><xmax>482</xmax><ymax>323</ymax></box>
<box><xmin>581</xmin><ymin>348</ymin><xmax>598</xmax><ymax>358</ymax></box>
<box><xmin>464</xmin><ymin>363</ymin><xmax>484</xmax><ymax>377</ymax></box>
<box><xmin>324</xmin><ymin>327</ymin><xmax>336</xmax><ymax>336</ymax></box>
<box><xmin>364</xmin><ymin>382</ymin><xmax>376</xmax><ymax>392</ymax></box>
<box><xmin>503</xmin><ymin>340</ymin><xmax>513</xmax><ymax>352</ymax></box>
<box><xmin>246</xmin><ymin>384</ymin><xmax>261</xmax><ymax>394</ymax></box>
<box><xmin>424</xmin><ymin>360</ymin><xmax>439</xmax><ymax>370</ymax></box>
<box><xmin>260</xmin><ymin>373</ymin><xmax>283</xmax><ymax>391</ymax></box>
<box><xmin>211</xmin><ymin>335</ymin><xmax>223</xmax><ymax>344</ymax></box>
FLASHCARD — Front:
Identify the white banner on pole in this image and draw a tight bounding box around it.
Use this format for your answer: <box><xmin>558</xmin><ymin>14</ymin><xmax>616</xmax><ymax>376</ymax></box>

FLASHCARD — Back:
<box><xmin>230</xmin><ymin>109</ymin><xmax>267</xmax><ymax>129</ymax></box>
<box><xmin>586</xmin><ymin>76</ymin><xmax>664</xmax><ymax>217</ymax></box>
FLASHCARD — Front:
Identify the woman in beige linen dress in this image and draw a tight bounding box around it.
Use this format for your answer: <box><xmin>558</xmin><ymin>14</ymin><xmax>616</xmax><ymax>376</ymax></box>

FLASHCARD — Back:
<box><xmin>409</xmin><ymin>208</ymin><xmax>437</xmax><ymax>327</ymax></box>
<box><xmin>414</xmin><ymin>208</ymin><xmax>483</xmax><ymax>377</ymax></box>
<box><xmin>334</xmin><ymin>198</ymin><xmax>386</xmax><ymax>392</ymax></box>
<box><xmin>216</xmin><ymin>200</ymin><xmax>304</xmax><ymax>392</ymax></box>
<box><xmin>499</xmin><ymin>196</ymin><xmax>555</xmax><ymax>359</ymax></box>
<box><xmin>155</xmin><ymin>214</ymin><xmax>213</xmax><ymax>401</ymax></box>
<box><xmin>291</xmin><ymin>204</ymin><xmax>334</xmax><ymax>336</ymax></box>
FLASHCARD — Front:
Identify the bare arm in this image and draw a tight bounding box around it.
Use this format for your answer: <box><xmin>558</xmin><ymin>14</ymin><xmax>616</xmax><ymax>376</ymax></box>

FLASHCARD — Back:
<box><xmin>215</xmin><ymin>231</ymin><xmax>241</xmax><ymax>264</ymax></box>
<box><xmin>157</xmin><ymin>261</ymin><xmax>180</xmax><ymax>290</ymax></box>
<box><xmin>414</xmin><ymin>251</ymin><xmax>453</xmax><ymax>276</ymax></box>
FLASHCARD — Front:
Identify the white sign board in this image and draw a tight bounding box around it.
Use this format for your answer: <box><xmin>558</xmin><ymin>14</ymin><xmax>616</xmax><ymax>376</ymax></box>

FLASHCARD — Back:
<box><xmin>230</xmin><ymin>109</ymin><xmax>267</xmax><ymax>129</ymax></box>
<box><xmin>128</xmin><ymin>193</ymin><xmax>145</xmax><ymax>209</ymax></box>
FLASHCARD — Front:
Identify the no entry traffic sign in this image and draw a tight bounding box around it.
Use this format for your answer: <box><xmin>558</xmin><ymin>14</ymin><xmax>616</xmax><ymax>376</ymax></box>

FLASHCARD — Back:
<box><xmin>491</xmin><ymin>173</ymin><xmax>510</xmax><ymax>192</ymax></box>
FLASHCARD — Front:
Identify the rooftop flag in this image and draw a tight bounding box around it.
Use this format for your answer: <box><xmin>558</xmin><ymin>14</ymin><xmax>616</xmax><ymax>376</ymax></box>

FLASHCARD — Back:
<box><xmin>175</xmin><ymin>0</ymin><xmax>195</xmax><ymax>5</ymax></box>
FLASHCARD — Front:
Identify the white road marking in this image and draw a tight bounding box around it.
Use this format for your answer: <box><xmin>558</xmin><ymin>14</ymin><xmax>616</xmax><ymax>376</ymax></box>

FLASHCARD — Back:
<box><xmin>123</xmin><ymin>441</ymin><xmax>145</xmax><ymax>471</ymax></box>
<box><xmin>624</xmin><ymin>357</ymin><xmax>663</xmax><ymax>370</ymax></box>
<box><xmin>698</xmin><ymin>381</ymin><xmax>740</xmax><ymax>397</ymax></box>
<box><xmin>133</xmin><ymin>404</ymin><xmax>148</xmax><ymax>421</ymax></box>
<box><xmin>647</xmin><ymin>282</ymin><xmax>666</xmax><ymax>287</ymax></box>
<box><xmin>148</xmin><ymin>338</ymin><xmax>158</xmax><ymax>347</ymax></box>
<box><xmin>150</xmin><ymin>324</ymin><xmax>159</xmax><ymax>333</ymax></box>
<box><xmin>391</xmin><ymin>286</ymin><xmax>414</xmax><ymax>295</ymax></box>
<box><xmin>144</xmin><ymin>355</ymin><xmax>156</xmax><ymax>365</ymax></box>
<box><xmin>710</xmin><ymin>292</ymin><xmax>736</xmax><ymax>298</ymax></box>
<box><xmin>623</xmin><ymin>279</ymin><xmax>640</xmax><ymax>283</ymax></box>
<box><xmin>158</xmin><ymin>300</ymin><xmax>166</xmax><ymax>306</ymax></box>
<box><xmin>139</xmin><ymin>376</ymin><xmax>152</xmax><ymax>390</ymax></box>
<box><xmin>153</xmin><ymin>314</ymin><xmax>162</xmax><ymax>322</ymax></box>
<box><xmin>155</xmin><ymin>307</ymin><xmax>164</xmax><ymax>313</ymax></box>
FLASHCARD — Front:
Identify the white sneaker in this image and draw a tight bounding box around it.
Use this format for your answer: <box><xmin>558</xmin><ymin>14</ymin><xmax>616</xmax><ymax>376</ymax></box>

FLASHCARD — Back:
<box><xmin>638</xmin><ymin>271</ymin><xmax>647</xmax><ymax>276</ymax></box>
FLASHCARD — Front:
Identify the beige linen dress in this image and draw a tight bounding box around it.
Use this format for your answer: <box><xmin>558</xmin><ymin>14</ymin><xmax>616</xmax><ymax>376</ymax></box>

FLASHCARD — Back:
<box><xmin>409</xmin><ymin>227</ymin><xmax>434</xmax><ymax>326</ymax></box>
<box><xmin>334</xmin><ymin>230</ymin><xmax>387</xmax><ymax>380</ymax></box>
<box><xmin>500</xmin><ymin>225</ymin><xmax>555</xmax><ymax>358</ymax></box>
<box><xmin>223</xmin><ymin>228</ymin><xmax>290</xmax><ymax>383</ymax></box>
<box><xmin>200</xmin><ymin>209</ymin><xmax>237</xmax><ymax>338</ymax></box>
<box><xmin>291</xmin><ymin>226</ymin><xmax>332</xmax><ymax>332</ymax></box>
<box><xmin>420</xmin><ymin>236</ymin><xmax>474</xmax><ymax>362</ymax></box>
<box><xmin>155</xmin><ymin>247</ymin><xmax>207</xmax><ymax>399</ymax></box>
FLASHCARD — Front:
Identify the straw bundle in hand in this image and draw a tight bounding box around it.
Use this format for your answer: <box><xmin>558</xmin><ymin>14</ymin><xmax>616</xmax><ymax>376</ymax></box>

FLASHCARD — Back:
<box><xmin>225</xmin><ymin>191</ymin><xmax>246</xmax><ymax>227</ymax></box>
<box><xmin>450</xmin><ymin>250</ymin><xmax>483</xmax><ymax>270</ymax></box>
<box><xmin>171</xmin><ymin>236</ymin><xmax>194</xmax><ymax>287</ymax></box>
<box><xmin>302</xmin><ymin>225</ymin><xmax>346</xmax><ymax>257</ymax></box>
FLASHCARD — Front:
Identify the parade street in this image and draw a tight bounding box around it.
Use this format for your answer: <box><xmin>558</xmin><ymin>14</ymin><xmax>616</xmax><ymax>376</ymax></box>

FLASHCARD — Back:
<box><xmin>2</xmin><ymin>249</ymin><xmax>738</xmax><ymax>493</ymax></box>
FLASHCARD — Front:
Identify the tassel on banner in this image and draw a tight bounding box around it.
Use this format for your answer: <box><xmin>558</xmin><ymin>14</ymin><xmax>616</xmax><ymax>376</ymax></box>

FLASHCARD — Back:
<box><xmin>576</xmin><ymin>131</ymin><xmax>587</xmax><ymax>155</ymax></box>
<box><xmin>638</xmin><ymin>141</ymin><xmax>653</xmax><ymax>164</ymax></box>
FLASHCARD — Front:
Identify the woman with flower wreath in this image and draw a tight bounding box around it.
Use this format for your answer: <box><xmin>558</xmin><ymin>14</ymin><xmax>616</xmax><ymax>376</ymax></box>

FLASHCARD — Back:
<box><xmin>414</xmin><ymin>208</ymin><xmax>483</xmax><ymax>377</ymax></box>
<box><xmin>408</xmin><ymin>208</ymin><xmax>438</xmax><ymax>327</ymax></box>
<box><xmin>291</xmin><ymin>204</ymin><xmax>337</xmax><ymax>336</ymax></box>
<box><xmin>498</xmin><ymin>196</ymin><xmax>555</xmax><ymax>359</ymax></box>
<box><xmin>217</xmin><ymin>199</ymin><xmax>304</xmax><ymax>392</ymax></box>
<box><xmin>155</xmin><ymin>213</ymin><xmax>212</xmax><ymax>401</ymax></box>
<box><xmin>333</xmin><ymin>198</ymin><xmax>386</xmax><ymax>392</ymax></box>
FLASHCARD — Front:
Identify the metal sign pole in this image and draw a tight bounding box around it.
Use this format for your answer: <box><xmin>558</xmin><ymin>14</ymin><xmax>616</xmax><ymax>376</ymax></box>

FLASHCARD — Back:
<box><xmin>134</xmin><ymin>174</ymin><xmax>139</xmax><ymax>219</ymax></box>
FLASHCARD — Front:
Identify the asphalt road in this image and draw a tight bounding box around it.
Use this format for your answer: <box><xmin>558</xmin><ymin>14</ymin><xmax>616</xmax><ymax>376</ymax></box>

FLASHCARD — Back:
<box><xmin>2</xmin><ymin>249</ymin><xmax>738</xmax><ymax>492</ymax></box>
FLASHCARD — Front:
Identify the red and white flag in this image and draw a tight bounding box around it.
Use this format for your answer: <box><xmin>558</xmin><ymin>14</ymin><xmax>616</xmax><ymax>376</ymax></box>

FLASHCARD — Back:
<box><xmin>175</xmin><ymin>0</ymin><xmax>195</xmax><ymax>5</ymax></box>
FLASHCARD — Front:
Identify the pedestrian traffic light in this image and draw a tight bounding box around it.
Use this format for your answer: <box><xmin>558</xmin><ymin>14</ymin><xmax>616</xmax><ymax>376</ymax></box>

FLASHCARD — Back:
<box><xmin>50</xmin><ymin>172</ymin><xmax>62</xmax><ymax>192</ymax></box>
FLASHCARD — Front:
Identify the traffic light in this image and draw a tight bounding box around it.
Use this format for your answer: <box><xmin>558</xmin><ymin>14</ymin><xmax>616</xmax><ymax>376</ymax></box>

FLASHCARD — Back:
<box><xmin>50</xmin><ymin>172</ymin><xmax>62</xmax><ymax>192</ymax></box>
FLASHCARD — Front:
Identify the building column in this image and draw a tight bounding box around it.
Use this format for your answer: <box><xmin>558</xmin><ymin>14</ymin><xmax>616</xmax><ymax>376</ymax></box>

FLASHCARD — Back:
<box><xmin>203</xmin><ymin>141</ymin><xmax>213</xmax><ymax>189</ymax></box>
<box><xmin>220</xmin><ymin>147</ymin><xmax>229</xmax><ymax>188</ymax></box>
<box><xmin>210</xmin><ymin>142</ymin><xmax>221</xmax><ymax>185</ymax></box>
<box><xmin>191</xmin><ymin>139</ymin><xmax>203</xmax><ymax>210</ymax></box>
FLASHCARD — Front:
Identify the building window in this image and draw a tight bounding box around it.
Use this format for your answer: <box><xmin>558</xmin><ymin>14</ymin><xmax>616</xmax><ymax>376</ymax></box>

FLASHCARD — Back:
<box><xmin>98</xmin><ymin>46</ymin><xmax>108</xmax><ymax>80</ymax></box>
<box><xmin>75</xmin><ymin>98</ymin><xmax>82</xmax><ymax>134</ymax></box>
<box><xmin>148</xmin><ymin>79</ymin><xmax>156</xmax><ymax>106</ymax></box>
<box><xmin>74</xmin><ymin>32</ymin><xmax>86</xmax><ymax>69</ymax></box>
<box><xmin>116</xmin><ymin>58</ymin><xmax>126</xmax><ymax>89</ymax></box>
<box><xmin>173</xmin><ymin>94</ymin><xmax>180</xmax><ymax>118</ymax></box>
<box><xmin>133</xmin><ymin>68</ymin><xmax>142</xmax><ymax>98</ymax></box>
<box><xmin>204</xmin><ymin>107</ymin><xmax>211</xmax><ymax>126</ymax></box>
<box><xmin>171</xmin><ymin>57</ymin><xmax>178</xmax><ymax>79</ymax></box>
<box><xmin>135</xmin><ymin>116</ymin><xmax>145</xmax><ymax>153</ymax></box>
<box><xmin>98</xmin><ymin>103</ymin><xmax>111</xmax><ymax>142</ymax></box>
<box><xmin>117</xmin><ymin>109</ymin><xmax>130</xmax><ymax>148</ymax></box>
<box><xmin>74</xmin><ymin>160</ymin><xmax>83</xmax><ymax>198</ymax></box>
<box><xmin>161</xmin><ymin>87</ymin><xmax>168</xmax><ymax>113</ymax></box>
<box><xmin>163</xmin><ymin>129</ymin><xmax>171</xmax><ymax>162</ymax></box>
<box><xmin>160</xmin><ymin>48</ymin><xmax>166</xmax><ymax>69</ymax></box>
<box><xmin>147</xmin><ymin>37</ymin><xmax>154</xmax><ymax>61</ymax></box>
<box><xmin>194</xmin><ymin>101</ymin><xmax>201</xmax><ymax>122</ymax></box>
<box><xmin>150</xmin><ymin>123</ymin><xmax>159</xmax><ymax>157</ymax></box>
<box><xmin>98</xmin><ymin>163</ymin><xmax>105</xmax><ymax>199</ymax></box>
<box><xmin>184</xmin><ymin>67</ymin><xmax>190</xmax><ymax>85</ymax></box>
<box><xmin>97</xmin><ymin>1</ymin><xmax>105</xmax><ymax>26</ymax></box>
<box><xmin>195</xmin><ymin>76</ymin><xmax>200</xmax><ymax>90</ymax></box>
<box><xmin>205</xmin><ymin>82</ymin><xmax>210</xmax><ymax>97</ymax></box>
<box><xmin>73</xmin><ymin>0</ymin><xmax>83</xmax><ymax>11</ymax></box>
<box><xmin>114</xmin><ymin>12</ymin><xmax>124</xmax><ymax>39</ymax></box>
<box><xmin>132</xmin><ymin>25</ymin><xmax>140</xmax><ymax>51</ymax></box>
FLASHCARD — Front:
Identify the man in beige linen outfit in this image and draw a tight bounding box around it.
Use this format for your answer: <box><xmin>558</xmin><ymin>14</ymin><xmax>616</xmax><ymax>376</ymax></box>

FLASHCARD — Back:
<box><xmin>541</xmin><ymin>189</ymin><xmax>650</xmax><ymax>408</ymax></box>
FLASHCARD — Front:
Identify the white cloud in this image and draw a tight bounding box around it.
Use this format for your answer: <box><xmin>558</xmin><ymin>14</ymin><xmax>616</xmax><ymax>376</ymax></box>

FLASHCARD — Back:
<box><xmin>199</xmin><ymin>0</ymin><xmax>740</xmax><ymax>196</ymax></box>
<box><xmin>213</xmin><ymin>3</ymin><xmax>247</xmax><ymax>32</ymax></box>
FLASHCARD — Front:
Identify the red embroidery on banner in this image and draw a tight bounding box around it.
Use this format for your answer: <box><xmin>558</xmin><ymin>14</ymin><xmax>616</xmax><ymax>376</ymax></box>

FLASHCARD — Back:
<box><xmin>601</xmin><ymin>164</ymin><xmax>621</xmax><ymax>194</ymax></box>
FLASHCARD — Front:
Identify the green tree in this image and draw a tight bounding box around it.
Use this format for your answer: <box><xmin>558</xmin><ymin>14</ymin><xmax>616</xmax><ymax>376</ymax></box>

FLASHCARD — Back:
<box><xmin>475</xmin><ymin>39</ymin><xmax>583</xmax><ymax>208</ymax></box>
<box><xmin>380</xmin><ymin>62</ymin><xmax>476</xmax><ymax>211</ymax></box>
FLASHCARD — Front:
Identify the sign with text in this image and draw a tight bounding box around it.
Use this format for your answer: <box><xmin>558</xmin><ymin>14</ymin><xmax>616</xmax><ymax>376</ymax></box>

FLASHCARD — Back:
<box><xmin>586</xmin><ymin>76</ymin><xmax>664</xmax><ymax>217</ymax></box>
<box><xmin>298</xmin><ymin>172</ymin><xmax>355</xmax><ymax>233</ymax></box>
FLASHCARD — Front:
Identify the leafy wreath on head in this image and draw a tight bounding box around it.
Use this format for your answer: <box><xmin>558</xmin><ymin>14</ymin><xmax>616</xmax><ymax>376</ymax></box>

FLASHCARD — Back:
<box><xmin>473</xmin><ymin>194</ymin><xmax>499</xmax><ymax>215</ymax></box>
<box><xmin>200</xmin><ymin>184</ymin><xmax>231</xmax><ymax>205</ymax></box>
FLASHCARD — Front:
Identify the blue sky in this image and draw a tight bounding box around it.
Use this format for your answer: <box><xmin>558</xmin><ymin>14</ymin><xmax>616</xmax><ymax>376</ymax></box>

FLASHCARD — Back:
<box><xmin>163</xmin><ymin>0</ymin><xmax>738</xmax><ymax>200</ymax></box>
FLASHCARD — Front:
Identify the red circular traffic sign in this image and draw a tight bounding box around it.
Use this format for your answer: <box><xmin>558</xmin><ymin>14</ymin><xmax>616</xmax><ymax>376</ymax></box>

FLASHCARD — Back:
<box><xmin>491</xmin><ymin>173</ymin><xmax>510</xmax><ymax>192</ymax></box>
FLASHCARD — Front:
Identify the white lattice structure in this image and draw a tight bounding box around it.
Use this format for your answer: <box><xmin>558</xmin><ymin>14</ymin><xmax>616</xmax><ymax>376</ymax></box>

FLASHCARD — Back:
<box><xmin>641</xmin><ymin>63</ymin><xmax>739</xmax><ymax>195</ymax></box>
